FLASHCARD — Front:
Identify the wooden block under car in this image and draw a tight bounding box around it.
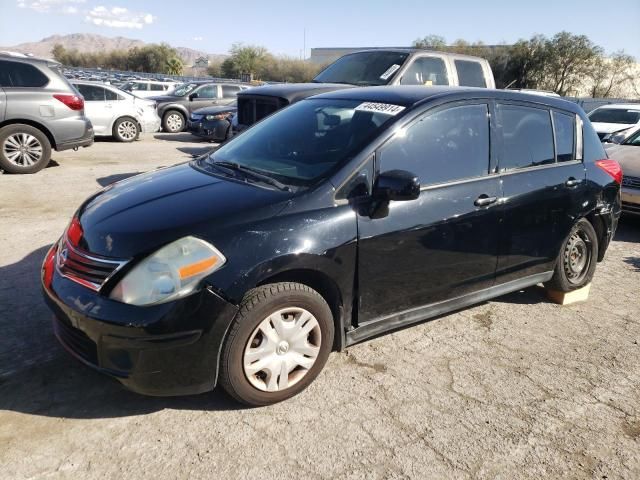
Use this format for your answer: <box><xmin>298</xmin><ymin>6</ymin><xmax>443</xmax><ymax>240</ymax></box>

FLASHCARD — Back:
<box><xmin>546</xmin><ymin>283</ymin><xmax>591</xmax><ymax>305</ymax></box>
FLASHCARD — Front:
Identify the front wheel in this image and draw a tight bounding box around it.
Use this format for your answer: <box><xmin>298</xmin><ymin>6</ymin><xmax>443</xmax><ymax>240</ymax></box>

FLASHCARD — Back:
<box><xmin>162</xmin><ymin>111</ymin><xmax>185</xmax><ymax>133</ymax></box>
<box><xmin>219</xmin><ymin>282</ymin><xmax>334</xmax><ymax>406</ymax></box>
<box><xmin>113</xmin><ymin>117</ymin><xmax>139</xmax><ymax>142</ymax></box>
<box><xmin>545</xmin><ymin>218</ymin><xmax>598</xmax><ymax>292</ymax></box>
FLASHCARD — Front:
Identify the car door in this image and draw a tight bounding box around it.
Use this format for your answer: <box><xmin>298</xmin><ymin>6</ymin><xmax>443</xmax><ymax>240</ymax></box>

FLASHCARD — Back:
<box><xmin>495</xmin><ymin>102</ymin><xmax>587</xmax><ymax>283</ymax></box>
<box><xmin>189</xmin><ymin>84</ymin><xmax>219</xmax><ymax>113</ymax></box>
<box><xmin>221</xmin><ymin>85</ymin><xmax>242</xmax><ymax>105</ymax></box>
<box><xmin>357</xmin><ymin>101</ymin><xmax>502</xmax><ymax>323</ymax></box>
<box><xmin>75</xmin><ymin>84</ymin><xmax>111</xmax><ymax>135</ymax></box>
<box><xmin>0</xmin><ymin>87</ymin><xmax>6</xmax><ymax>122</ymax></box>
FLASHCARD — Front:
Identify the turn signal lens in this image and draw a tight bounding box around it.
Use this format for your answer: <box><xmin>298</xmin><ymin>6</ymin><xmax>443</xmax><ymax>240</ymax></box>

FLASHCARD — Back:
<box><xmin>179</xmin><ymin>257</ymin><xmax>218</xmax><ymax>279</ymax></box>
<box><xmin>595</xmin><ymin>159</ymin><xmax>623</xmax><ymax>184</ymax></box>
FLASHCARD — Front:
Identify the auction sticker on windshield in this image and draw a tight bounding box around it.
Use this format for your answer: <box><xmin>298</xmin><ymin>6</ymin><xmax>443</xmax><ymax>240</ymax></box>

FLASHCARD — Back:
<box><xmin>379</xmin><ymin>64</ymin><xmax>401</xmax><ymax>80</ymax></box>
<box><xmin>355</xmin><ymin>102</ymin><xmax>406</xmax><ymax>116</ymax></box>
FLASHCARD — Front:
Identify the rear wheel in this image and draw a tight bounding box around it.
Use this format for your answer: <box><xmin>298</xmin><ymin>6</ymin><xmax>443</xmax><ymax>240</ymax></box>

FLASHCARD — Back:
<box><xmin>219</xmin><ymin>282</ymin><xmax>334</xmax><ymax>406</ymax></box>
<box><xmin>113</xmin><ymin>117</ymin><xmax>139</xmax><ymax>142</ymax></box>
<box><xmin>0</xmin><ymin>124</ymin><xmax>52</xmax><ymax>174</ymax></box>
<box><xmin>162</xmin><ymin>111</ymin><xmax>185</xmax><ymax>133</ymax></box>
<box><xmin>545</xmin><ymin>218</ymin><xmax>598</xmax><ymax>292</ymax></box>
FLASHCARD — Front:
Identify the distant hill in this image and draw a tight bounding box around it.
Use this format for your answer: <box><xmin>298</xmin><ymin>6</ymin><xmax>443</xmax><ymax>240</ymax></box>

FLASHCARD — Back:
<box><xmin>1</xmin><ymin>33</ymin><xmax>227</xmax><ymax>67</ymax></box>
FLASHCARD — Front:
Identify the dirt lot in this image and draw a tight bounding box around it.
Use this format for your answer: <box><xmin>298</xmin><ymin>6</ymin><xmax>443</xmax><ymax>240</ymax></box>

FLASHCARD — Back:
<box><xmin>1</xmin><ymin>134</ymin><xmax>639</xmax><ymax>480</ymax></box>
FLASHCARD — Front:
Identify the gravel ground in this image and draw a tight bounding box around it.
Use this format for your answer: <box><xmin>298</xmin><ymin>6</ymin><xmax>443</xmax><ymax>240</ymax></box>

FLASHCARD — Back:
<box><xmin>1</xmin><ymin>134</ymin><xmax>639</xmax><ymax>480</ymax></box>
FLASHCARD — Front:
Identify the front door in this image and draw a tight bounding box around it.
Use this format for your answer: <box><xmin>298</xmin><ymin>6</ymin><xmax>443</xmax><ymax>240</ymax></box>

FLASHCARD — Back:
<box><xmin>357</xmin><ymin>101</ymin><xmax>502</xmax><ymax>323</ymax></box>
<box><xmin>189</xmin><ymin>84</ymin><xmax>219</xmax><ymax>113</ymax></box>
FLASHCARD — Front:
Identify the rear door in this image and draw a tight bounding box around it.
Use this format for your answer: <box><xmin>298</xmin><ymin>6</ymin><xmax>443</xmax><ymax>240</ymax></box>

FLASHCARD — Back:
<box><xmin>495</xmin><ymin>102</ymin><xmax>587</xmax><ymax>283</ymax></box>
<box><xmin>75</xmin><ymin>84</ymin><xmax>111</xmax><ymax>135</ymax></box>
<box><xmin>221</xmin><ymin>85</ymin><xmax>242</xmax><ymax>105</ymax></box>
<box><xmin>357</xmin><ymin>101</ymin><xmax>502</xmax><ymax>323</ymax></box>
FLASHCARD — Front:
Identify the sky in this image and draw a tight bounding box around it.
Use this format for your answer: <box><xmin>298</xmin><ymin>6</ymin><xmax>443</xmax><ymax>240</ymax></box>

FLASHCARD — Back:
<box><xmin>1</xmin><ymin>0</ymin><xmax>639</xmax><ymax>59</ymax></box>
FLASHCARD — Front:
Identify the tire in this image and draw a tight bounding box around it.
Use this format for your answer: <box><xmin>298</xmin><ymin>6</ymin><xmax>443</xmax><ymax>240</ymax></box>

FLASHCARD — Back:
<box><xmin>544</xmin><ymin>218</ymin><xmax>598</xmax><ymax>292</ymax></box>
<box><xmin>0</xmin><ymin>124</ymin><xmax>52</xmax><ymax>174</ymax></box>
<box><xmin>112</xmin><ymin>117</ymin><xmax>139</xmax><ymax>142</ymax></box>
<box><xmin>219</xmin><ymin>282</ymin><xmax>334</xmax><ymax>406</ymax></box>
<box><xmin>162</xmin><ymin>110</ymin><xmax>185</xmax><ymax>133</ymax></box>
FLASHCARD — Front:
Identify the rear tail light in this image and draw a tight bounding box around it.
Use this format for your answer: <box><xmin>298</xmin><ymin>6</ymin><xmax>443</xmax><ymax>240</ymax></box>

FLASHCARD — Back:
<box><xmin>595</xmin><ymin>159</ymin><xmax>623</xmax><ymax>184</ymax></box>
<box><xmin>53</xmin><ymin>93</ymin><xmax>84</xmax><ymax>111</ymax></box>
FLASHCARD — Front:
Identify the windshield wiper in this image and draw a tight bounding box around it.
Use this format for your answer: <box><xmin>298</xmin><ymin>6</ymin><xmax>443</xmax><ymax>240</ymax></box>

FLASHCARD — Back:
<box><xmin>212</xmin><ymin>161</ymin><xmax>291</xmax><ymax>192</ymax></box>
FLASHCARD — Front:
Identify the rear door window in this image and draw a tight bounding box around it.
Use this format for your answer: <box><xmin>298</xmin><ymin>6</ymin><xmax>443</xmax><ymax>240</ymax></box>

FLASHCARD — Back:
<box><xmin>222</xmin><ymin>85</ymin><xmax>242</xmax><ymax>98</ymax></box>
<box><xmin>76</xmin><ymin>84</ymin><xmax>105</xmax><ymax>101</ymax></box>
<box><xmin>149</xmin><ymin>83</ymin><xmax>165</xmax><ymax>91</ymax></box>
<box><xmin>0</xmin><ymin>60</ymin><xmax>49</xmax><ymax>87</ymax></box>
<box><xmin>104</xmin><ymin>88</ymin><xmax>123</xmax><ymax>101</ymax></box>
<box><xmin>497</xmin><ymin>104</ymin><xmax>554</xmax><ymax>170</ymax></box>
<box><xmin>378</xmin><ymin>103</ymin><xmax>490</xmax><ymax>186</ymax></box>
<box><xmin>553</xmin><ymin>111</ymin><xmax>576</xmax><ymax>162</ymax></box>
<box><xmin>455</xmin><ymin>60</ymin><xmax>487</xmax><ymax>88</ymax></box>
<box><xmin>400</xmin><ymin>57</ymin><xmax>449</xmax><ymax>86</ymax></box>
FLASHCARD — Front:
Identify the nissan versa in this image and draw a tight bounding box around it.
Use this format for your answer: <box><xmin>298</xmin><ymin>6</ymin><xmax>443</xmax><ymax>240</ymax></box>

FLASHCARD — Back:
<box><xmin>42</xmin><ymin>87</ymin><xmax>621</xmax><ymax>406</ymax></box>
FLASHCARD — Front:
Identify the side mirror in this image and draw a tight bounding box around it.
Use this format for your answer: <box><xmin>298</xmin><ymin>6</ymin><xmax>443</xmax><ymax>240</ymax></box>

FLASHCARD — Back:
<box><xmin>189</xmin><ymin>92</ymin><xmax>198</xmax><ymax>100</ymax></box>
<box><xmin>373</xmin><ymin>170</ymin><xmax>420</xmax><ymax>202</ymax></box>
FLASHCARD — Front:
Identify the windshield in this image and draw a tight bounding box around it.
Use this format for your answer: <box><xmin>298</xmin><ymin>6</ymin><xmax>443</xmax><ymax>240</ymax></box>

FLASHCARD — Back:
<box><xmin>203</xmin><ymin>98</ymin><xmax>403</xmax><ymax>186</ymax></box>
<box><xmin>589</xmin><ymin>108</ymin><xmax>640</xmax><ymax>124</ymax></box>
<box><xmin>313</xmin><ymin>51</ymin><xmax>410</xmax><ymax>86</ymax></box>
<box><xmin>623</xmin><ymin>128</ymin><xmax>640</xmax><ymax>146</ymax></box>
<box><xmin>172</xmin><ymin>83</ymin><xmax>198</xmax><ymax>96</ymax></box>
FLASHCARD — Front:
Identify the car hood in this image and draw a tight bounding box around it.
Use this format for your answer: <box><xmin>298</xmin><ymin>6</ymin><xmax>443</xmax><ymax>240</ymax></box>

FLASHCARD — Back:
<box><xmin>77</xmin><ymin>162</ymin><xmax>293</xmax><ymax>258</ymax></box>
<box><xmin>605</xmin><ymin>144</ymin><xmax>640</xmax><ymax>177</ymax></box>
<box><xmin>192</xmin><ymin>105</ymin><xmax>237</xmax><ymax>115</ymax></box>
<box><xmin>148</xmin><ymin>95</ymin><xmax>182</xmax><ymax>103</ymax></box>
<box><xmin>591</xmin><ymin>122</ymin><xmax>636</xmax><ymax>134</ymax></box>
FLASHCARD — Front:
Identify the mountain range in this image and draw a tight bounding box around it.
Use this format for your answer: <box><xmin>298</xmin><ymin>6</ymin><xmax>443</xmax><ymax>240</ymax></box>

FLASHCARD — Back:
<box><xmin>0</xmin><ymin>33</ymin><xmax>227</xmax><ymax>66</ymax></box>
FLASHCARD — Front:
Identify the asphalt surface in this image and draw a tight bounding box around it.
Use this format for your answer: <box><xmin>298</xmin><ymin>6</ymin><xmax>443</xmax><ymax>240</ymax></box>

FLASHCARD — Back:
<box><xmin>1</xmin><ymin>134</ymin><xmax>639</xmax><ymax>479</ymax></box>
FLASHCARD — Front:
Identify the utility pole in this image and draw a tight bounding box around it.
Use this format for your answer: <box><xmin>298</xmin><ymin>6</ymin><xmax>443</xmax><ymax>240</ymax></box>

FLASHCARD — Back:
<box><xmin>303</xmin><ymin>28</ymin><xmax>306</xmax><ymax>60</ymax></box>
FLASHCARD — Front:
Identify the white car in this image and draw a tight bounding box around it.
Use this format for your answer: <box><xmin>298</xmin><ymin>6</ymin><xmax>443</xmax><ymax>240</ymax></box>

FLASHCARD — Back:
<box><xmin>120</xmin><ymin>80</ymin><xmax>179</xmax><ymax>98</ymax></box>
<box><xmin>587</xmin><ymin>103</ymin><xmax>640</xmax><ymax>142</ymax></box>
<box><xmin>73</xmin><ymin>81</ymin><xmax>161</xmax><ymax>142</ymax></box>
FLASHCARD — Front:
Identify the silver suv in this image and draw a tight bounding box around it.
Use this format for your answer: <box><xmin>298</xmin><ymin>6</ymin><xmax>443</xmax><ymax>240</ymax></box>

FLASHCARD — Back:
<box><xmin>0</xmin><ymin>53</ymin><xmax>93</xmax><ymax>174</ymax></box>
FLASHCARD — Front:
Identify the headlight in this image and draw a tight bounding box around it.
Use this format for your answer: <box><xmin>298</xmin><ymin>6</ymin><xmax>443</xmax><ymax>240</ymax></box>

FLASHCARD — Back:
<box><xmin>206</xmin><ymin>113</ymin><xmax>231</xmax><ymax>121</ymax></box>
<box><xmin>109</xmin><ymin>236</ymin><xmax>225</xmax><ymax>306</ymax></box>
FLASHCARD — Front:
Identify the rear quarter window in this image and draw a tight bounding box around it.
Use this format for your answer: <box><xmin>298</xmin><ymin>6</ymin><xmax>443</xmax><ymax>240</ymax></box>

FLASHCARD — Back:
<box><xmin>582</xmin><ymin>117</ymin><xmax>607</xmax><ymax>162</ymax></box>
<box><xmin>553</xmin><ymin>111</ymin><xmax>576</xmax><ymax>162</ymax></box>
<box><xmin>0</xmin><ymin>60</ymin><xmax>49</xmax><ymax>87</ymax></box>
<box><xmin>455</xmin><ymin>60</ymin><xmax>487</xmax><ymax>88</ymax></box>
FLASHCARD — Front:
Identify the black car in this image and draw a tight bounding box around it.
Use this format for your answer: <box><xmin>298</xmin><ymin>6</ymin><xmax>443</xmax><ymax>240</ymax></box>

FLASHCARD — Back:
<box><xmin>187</xmin><ymin>103</ymin><xmax>236</xmax><ymax>142</ymax></box>
<box><xmin>42</xmin><ymin>87</ymin><xmax>621</xmax><ymax>406</ymax></box>
<box><xmin>152</xmin><ymin>82</ymin><xmax>247</xmax><ymax>133</ymax></box>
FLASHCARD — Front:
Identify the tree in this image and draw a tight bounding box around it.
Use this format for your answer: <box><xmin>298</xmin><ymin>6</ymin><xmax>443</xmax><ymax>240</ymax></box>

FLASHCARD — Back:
<box><xmin>586</xmin><ymin>51</ymin><xmax>635</xmax><ymax>98</ymax></box>
<box><xmin>537</xmin><ymin>32</ymin><xmax>603</xmax><ymax>96</ymax></box>
<box><xmin>165</xmin><ymin>57</ymin><xmax>183</xmax><ymax>76</ymax></box>
<box><xmin>225</xmin><ymin>43</ymin><xmax>269</xmax><ymax>79</ymax></box>
<box><xmin>413</xmin><ymin>35</ymin><xmax>447</xmax><ymax>50</ymax></box>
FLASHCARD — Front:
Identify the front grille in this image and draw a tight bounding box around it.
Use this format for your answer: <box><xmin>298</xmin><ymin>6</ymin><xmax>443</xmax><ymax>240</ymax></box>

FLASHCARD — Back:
<box><xmin>622</xmin><ymin>175</ymin><xmax>640</xmax><ymax>189</ymax></box>
<box><xmin>622</xmin><ymin>201</ymin><xmax>640</xmax><ymax>214</ymax></box>
<box><xmin>56</xmin><ymin>238</ymin><xmax>126</xmax><ymax>291</ymax></box>
<box><xmin>53</xmin><ymin>316</ymin><xmax>98</xmax><ymax>365</ymax></box>
<box><xmin>237</xmin><ymin>95</ymin><xmax>288</xmax><ymax>126</ymax></box>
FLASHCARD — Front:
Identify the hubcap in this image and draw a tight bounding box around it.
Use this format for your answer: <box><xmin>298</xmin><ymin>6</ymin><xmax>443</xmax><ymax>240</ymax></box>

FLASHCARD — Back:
<box><xmin>243</xmin><ymin>307</ymin><xmax>321</xmax><ymax>392</ymax></box>
<box><xmin>3</xmin><ymin>133</ymin><xmax>43</xmax><ymax>167</ymax></box>
<box><xmin>166</xmin><ymin>113</ymin><xmax>183</xmax><ymax>132</ymax></box>
<box><xmin>117</xmin><ymin>120</ymin><xmax>137</xmax><ymax>140</ymax></box>
<box><xmin>563</xmin><ymin>230</ymin><xmax>591</xmax><ymax>284</ymax></box>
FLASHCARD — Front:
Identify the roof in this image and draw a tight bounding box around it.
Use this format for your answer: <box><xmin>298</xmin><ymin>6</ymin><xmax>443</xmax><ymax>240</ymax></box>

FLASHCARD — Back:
<box><xmin>332</xmin><ymin>48</ymin><xmax>489</xmax><ymax>62</ymax></box>
<box><xmin>311</xmin><ymin>86</ymin><xmax>583</xmax><ymax>113</ymax></box>
<box><xmin>0</xmin><ymin>51</ymin><xmax>60</xmax><ymax>66</ymax></box>
<box><xmin>241</xmin><ymin>83</ymin><xmax>355</xmax><ymax>103</ymax></box>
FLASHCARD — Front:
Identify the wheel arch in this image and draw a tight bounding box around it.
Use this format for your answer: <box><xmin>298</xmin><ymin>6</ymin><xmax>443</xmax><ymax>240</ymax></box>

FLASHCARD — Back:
<box><xmin>584</xmin><ymin>211</ymin><xmax>607</xmax><ymax>262</ymax></box>
<box><xmin>111</xmin><ymin>115</ymin><xmax>141</xmax><ymax>136</ymax></box>
<box><xmin>0</xmin><ymin>119</ymin><xmax>56</xmax><ymax>149</ymax></box>
<box><xmin>256</xmin><ymin>268</ymin><xmax>346</xmax><ymax>351</ymax></box>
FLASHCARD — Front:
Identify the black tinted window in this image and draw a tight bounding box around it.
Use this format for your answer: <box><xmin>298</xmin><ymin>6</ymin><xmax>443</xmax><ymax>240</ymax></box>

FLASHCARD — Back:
<box><xmin>313</xmin><ymin>51</ymin><xmax>409</xmax><ymax>86</ymax></box>
<box><xmin>379</xmin><ymin>104</ymin><xmax>490</xmax><ymax>185</ymax></box>
<box><xmin>222</xmin><ymin>85</ymin><xmax>241</xmax><ymax>97</ymax></box>
<box><xmin>149</xmin><ymin>83</ymin><xmax>164</xmax><ymax>91</ymax></box>
<box><xmin>498</xmin><ymin>104</ymin><xmax>554</xmax><ymax>170</ymax></box>
<box><xmin>588</xmin><ymin>108</ymin><xmax>640</xmax><ymax>124</ymax></box>
<box><xmin>0</xmin><ymin>60</ymin><xmax>49</xmax><ymax>87</ymax></box>
<box><xmin>76</xmin><ymin>84</ymin><xmax>105</xmax><ymax>101</ymax></box>
<box><xmin>455</xmin><ymin>60</ymin><xmax>487</xmax><ymax>88</ymax></box>
<box><xmin>400</xmin><ymin>57</ymin><xmax>448</xmax><ymax>86</ymax></box>
<box><xmin>553</xmin><ymin>111</ymin><xmax>575</xmax><ymax>162</ymax></box>
<box><xmin>582</xmin><ymin>119</ymin><xmax>607</xmax><ymax>162</ymax></box>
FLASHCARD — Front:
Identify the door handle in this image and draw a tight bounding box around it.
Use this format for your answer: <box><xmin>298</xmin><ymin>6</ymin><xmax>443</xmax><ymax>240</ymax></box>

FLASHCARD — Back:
<box><xmin>565</xmin><ymin>178</ymin><xmax>581</xmax><ymax>187</ymax></box>
<box><xmin>474</xmin><ymin>195</ymin><xmax>498</xmax><ymax>207</ymax></box>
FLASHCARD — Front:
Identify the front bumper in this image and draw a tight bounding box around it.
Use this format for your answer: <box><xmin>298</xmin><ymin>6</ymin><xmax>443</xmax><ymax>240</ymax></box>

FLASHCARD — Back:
<box><xmin>621</xmin><ymin>187</ymin><xmax>640</xmax><ymax>216</ymax></box>
<box><xmin>42</xmin><ymin>246</ymin><xmax>239</xmax><ymax>396</ymax></box>
<box><xmin>140</xmin><ymin>112</ymin><xmax>162</xmax><ymax>134</ymax></box>
<box><xmin>187</xmin><ymin>119</ymin><xmax>231</xmax><ymax>142</ymax></box>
